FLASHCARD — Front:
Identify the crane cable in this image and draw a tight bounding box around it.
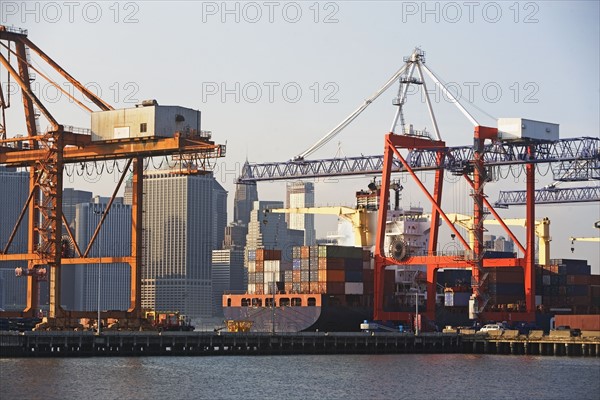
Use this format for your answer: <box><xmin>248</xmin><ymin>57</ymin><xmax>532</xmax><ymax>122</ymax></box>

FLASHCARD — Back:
<box><xmin>294</xmin><ymin>61</ymin><xmax>410</xmax><ymax>161</ymax></box>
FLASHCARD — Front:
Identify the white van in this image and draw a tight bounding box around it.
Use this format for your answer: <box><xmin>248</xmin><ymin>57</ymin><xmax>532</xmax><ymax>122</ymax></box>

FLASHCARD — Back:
<box><xmin>480</xmin><ymin>324</ymin><xmax>504</xmax><ymax>332</ymax></box>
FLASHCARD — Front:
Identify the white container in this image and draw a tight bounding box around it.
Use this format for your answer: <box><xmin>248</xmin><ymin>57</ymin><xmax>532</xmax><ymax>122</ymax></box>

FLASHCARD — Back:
<box><xmin>498</xmin><ymin>118</ymin><xmax>559</xmax><ymax>141</ymax></box>
<box><xmin>345</xmin><ymin>282</ymin><xmax>364</xmax><ymax>295</ymax></box>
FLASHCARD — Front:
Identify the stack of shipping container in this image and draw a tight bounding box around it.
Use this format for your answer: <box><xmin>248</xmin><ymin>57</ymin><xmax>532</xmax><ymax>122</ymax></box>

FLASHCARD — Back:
<box><xmin>536</xmin><ymin>258</ymin><xmax>600</xmax><ymax>313</ymax></box>
<box><xmin>282</xmin><ymin>245</ymin><xmax>373</xmax><ymax>295</ymax></box>
<box><xmin>247</xmin><ymin>249</ymin><xmax>282</xmax><ymax>295</ymax></box>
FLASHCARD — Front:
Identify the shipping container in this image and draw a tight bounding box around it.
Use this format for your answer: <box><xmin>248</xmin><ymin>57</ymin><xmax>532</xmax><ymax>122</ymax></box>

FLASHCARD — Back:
<box><xmin>292</xmin><ymin>270</ymin><xmax>301</xmax><ymax>283</ymax></box>
<box><xmin>284</xmin><ymin>282</ymin><xmax>293</xmax><ymax>293</ymax></box>
<box><xmin>542</xmin><ymin>275</ymin><xmax>551</xmax><ymax>286</ymax></box>
<box><xmin>345</xmin><ymin>282</ymin><xmax>364</xmax><ymax>295</ymax></box>
<box><xmin>318</xmin><ymin>269</ymin><xmax>345</xmax><ymax>282</ymax></box>
<box><xmin>554</xmin><ymin>314</ymin><xmax>600</xmax><ymax>331</ymax></box>
<box><xmin>487</xmin><ymin>283</ymin><xmax>524</xmax><ymax>296</ymax></box>
<box><xmin>319</xmin><ymin>281</ymin><xmax>345</xmax><ymax>294</ymax></box>
<box><xmin>301</xmin><ymin>246</ymin><xmax>310</xmax><ymax>259</ymax></box>
<box><xmin>292</xmin><ymin>247</ymin><xmax>301</xmax><ymax>259</ymax></box>
<box><xmin>318</xmin><ymin>258</ymin><xmax>345</xmax><ymax>270</ymax></box>
<box><xmin>566</xmin><ymin>275</ymin><xmax>591</xmax><ymax>285</ymax></box>
<box><xmin>300</xmin><ymin>271</ymin><xmax>310</xmax><ymax>282</ymax></box>
<box><xmin>301</xmin><ymin>258</ymin><xmax>310</xmax><ymax>270</ymax></box>
<box><xmin>566</xmin><ymin>285</ymin><xmax>589</xmax><ymax>297</ymax></box>
<box><xmin>310</xmin><ymin>282</ymin><xmax>320</xmax><ymax>293</ymax></box>
<box><xmin>309</xmin><ymin>270</ymin><xmax>319</xmax><ymax>282</ymax></box>
<box><xmin>310</xmin><ymin>246</ymin><xmax>320</xmax><ymax>258</ymax></box>
<box><xmin>300</xmin><ymin>282</ymin><xmax>310</xmax><ymax>293</ymax></box>
<box><xmin>345</xmin><ymin>270</ymin><xmax>363</xmax><ymax>283</ymax></box>
<box><xmin>344</xmin><ymin>258</ymin><xmax>363</xmax><ymax>271</ymax></box>
<box><xmin>317</xmin><ymin>245</ymin><xmax>363</xmax><ymax>259</ymax></box>
<box><xmin>444</xmin><ymin>291</ymin><xmax>470</xmax><ymax>307</ymax></box>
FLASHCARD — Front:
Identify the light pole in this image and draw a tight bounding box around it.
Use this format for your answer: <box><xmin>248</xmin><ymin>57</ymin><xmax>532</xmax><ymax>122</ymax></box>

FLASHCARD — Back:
<box><xmin>411</xmin><ymin>287</ymin><xmax>419</xmax><ymax>336</ymax></box>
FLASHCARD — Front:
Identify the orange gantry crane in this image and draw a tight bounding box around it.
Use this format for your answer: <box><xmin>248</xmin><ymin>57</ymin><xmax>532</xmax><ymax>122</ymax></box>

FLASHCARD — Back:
<box><xmin>0</xmin><ymin>26</ymin><xmax>225</xmax><ymax>329</ymax></box>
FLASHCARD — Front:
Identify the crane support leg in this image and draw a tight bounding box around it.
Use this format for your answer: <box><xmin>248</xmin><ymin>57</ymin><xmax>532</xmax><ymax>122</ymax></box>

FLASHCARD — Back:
<box><xmin>426</xmin><ymin>152</ymin><xmax>445</xmax><ymax>318</ymax></box>
<box><xmin>128</xmin><ymin>157</ymin><xmax>143</xmax><ymax>318</ymax></box>
<box><xmin>525</xmin><ymin>145</ymin><xmax>536</xmax><ymax>314</ymax></box>
<box><xmin>374</xmin><ymin>136</ymin><xmax>394</xmax><ymax>321</ymax></box>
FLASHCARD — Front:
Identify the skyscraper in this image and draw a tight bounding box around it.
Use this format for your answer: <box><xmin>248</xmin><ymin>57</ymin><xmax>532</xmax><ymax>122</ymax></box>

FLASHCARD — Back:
<box><xmin>245</xmin><ymin>200</ymin><xmax>304</xmax><ymax>264</ymax></box>
<box><xmin>211</xmin><ymin>249</ymin><xmax>245</xmax><ymax>316</ymax></box>
<box><xmin>61</xmin><ymin>188</ymin><xmax>93</xmax><ymax>309</ymax></box>
<box><xmin>212</xmin><ymin>179</ymin><xmax>228</xmax><ymax>251</ymax></box>
<box><xmin>285</xmin><ymin>181</ymin><xmax>316</xmax><ymax>245</ymax></box>
<box><xmin>233</xmin><ymin>161</ymin><xmax>258</xmax><ymax>226</ymax></box>
<box><xmin>0</xmin><ymin>167</ymin><xmax>29</xmax><ymax>311</ymax></box>
<box><xmin>62</xmin><ymin>188</ymin><xmax>93</xmax><ymax>230</ymax></box>
<box><xmin>223</xmin><ymin>222</ymin><xmax>247</xmax><ymax>250</ymax></box>
<box><xmin>141</xmin><ymin>172</ymin><xmax>225</xmax><ymax>321</ymax></box>
<box><xmin>72</xmin><ymin>198</ymin><xmax>131</xmax><ymax>311</ymax></box>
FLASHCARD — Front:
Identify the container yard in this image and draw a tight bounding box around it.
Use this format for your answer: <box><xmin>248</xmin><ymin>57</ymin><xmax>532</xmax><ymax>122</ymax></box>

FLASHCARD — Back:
<box><xmin>0</xmin><ymin>26</ymin><xmax>598</xmax><ymax>339</ymax></box>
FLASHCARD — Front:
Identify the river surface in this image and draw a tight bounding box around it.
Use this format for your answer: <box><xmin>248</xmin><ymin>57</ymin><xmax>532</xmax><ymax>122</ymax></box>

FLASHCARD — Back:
<box><xmin>1</xmin><ymin>354</ymin><xmax>599</xmax><ymax>400</ymax></box>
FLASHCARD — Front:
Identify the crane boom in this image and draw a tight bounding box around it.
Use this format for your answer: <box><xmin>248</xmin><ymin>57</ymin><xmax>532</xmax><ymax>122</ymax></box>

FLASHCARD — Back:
<box><xmin>266</xmin><ymin>206</ymin><xmax>370</xmax><ymax>248</ymax></box>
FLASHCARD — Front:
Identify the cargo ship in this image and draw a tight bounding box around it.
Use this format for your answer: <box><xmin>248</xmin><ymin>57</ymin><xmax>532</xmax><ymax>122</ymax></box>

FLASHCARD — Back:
<box><xmin>223</xmin><ymin>202</ymin><xmax>436</xmax><ymax>332</ymax></box>
<box><xmin>223</xmin><ymin>189</ymin><xmax>600</xmax><ymax>333</ymax></box>
<box><xmin>223</xmin><ymin>245</ymin><xmax>377</xmax><ymax>332</ymax></box>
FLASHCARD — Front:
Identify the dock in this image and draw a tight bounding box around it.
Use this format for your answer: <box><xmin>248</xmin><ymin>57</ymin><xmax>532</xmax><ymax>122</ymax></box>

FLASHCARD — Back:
<box><xmin>1</xmin><ymin>330</ymin><xmax>599</xmax><ymax>358</ymax></box>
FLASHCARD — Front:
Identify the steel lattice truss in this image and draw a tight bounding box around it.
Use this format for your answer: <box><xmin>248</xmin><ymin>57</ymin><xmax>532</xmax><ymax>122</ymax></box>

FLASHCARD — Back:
<box><xmin>239</xmin><ymin>137</ymin><xmax>600</xmax><ymax>183</ymax></box>
<box><xmin>495</xmin><ymin>186</ymin><xmax>600</xmax><ymax>206</ymax></box>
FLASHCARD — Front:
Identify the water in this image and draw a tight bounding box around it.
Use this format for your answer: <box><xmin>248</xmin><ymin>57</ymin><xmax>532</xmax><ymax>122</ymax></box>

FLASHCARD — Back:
<box><xmin>1</xmin><ymin>354</ymin><xmax>599</xmax><ymax>400</ymax></box>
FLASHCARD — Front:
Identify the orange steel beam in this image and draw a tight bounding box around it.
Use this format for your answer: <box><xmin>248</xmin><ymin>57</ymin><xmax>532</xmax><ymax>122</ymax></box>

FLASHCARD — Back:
<box><xmin>0</xmin><ymin>132</ymin><xmax>92</xmax><ymax>148</ymax></box>
<box><xmin>525</xmin><ymin>145</ymin><xmax>536</xmax><ymax>314</ymax></box>
<box><xmin>374</xmin><ymin>135</ymin><xmax>394</xmax><ymax>321</ymax></box>
<box><xmin>61</xmin><ymin>213</ymin><xmax>83</xmax><ymax>258</ymax></box>
<box><xmin>0</xmin><ymin>51</ymin><xmax>59</xmax><ymax>130</ymax></box>
<box><xmin>129</xmin><ymin>157</ymin><xmax>143</xmax><ymax>316</ymax></box>
<box><xmin>380</xmin><ymin>255</ymin><xmax>525</xmax><ymax>268</ymax></box>
<box><xmin>387</xmin><ymin>141</ymin><xmax>471</xmax><ymax>250</ymax></box>
<box><xmin>0</xmin><ymin>41</ymin><xmax>94</xmax><ymax>113</ymax></box>
<box><xmin>463</xmin><ymin>174</ymin><xmax>526</xmax><ymax>255</ymax></box>
<box><xmin>426</xmin><ymin>151</ymin><xmax>445</xmax><ymax>317</ymax></box>
<box><xmin>12</xmin><ymin>40</ymin><xmax>36</xmax><ymax>136</ymax></box>
<box><xmin>0</xmin><ymin>136</ymin><xmax>221</xmax><ymax>166</ymax></box>
<box><xmin>1</xmin><ymin>254</ymin><xmax>131</xmax><ymax>263</ymax></box>
<box><xmin>21</xmin><ymin>35</ymin><xmax>113</xmax><ymax>111</ymax></box>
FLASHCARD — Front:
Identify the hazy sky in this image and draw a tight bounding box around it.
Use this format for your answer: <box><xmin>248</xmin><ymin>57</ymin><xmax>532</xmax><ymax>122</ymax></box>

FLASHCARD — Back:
<box><xmin>2</xmin><ymin>1</ymin><xmax>599</xmax><ymax>271</ymax></box>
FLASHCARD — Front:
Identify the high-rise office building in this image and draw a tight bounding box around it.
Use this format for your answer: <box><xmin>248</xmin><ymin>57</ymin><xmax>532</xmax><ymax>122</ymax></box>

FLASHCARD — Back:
<box><xmin>245</xmin><ymin>200</ymin><xmax>304</xmax><ymax>265</ymax></box>
<box><xmin>223</xmin><ymin>222</ymin><xmax>247</xmax><ymax>250</ymax></box>
<box><xmin>141</xmin><ymin>172</ymin><xmax>225</xmax><ymax>321</ymax></box>
<box><xmin>60</xmin><ymin>188</ymin><xmax>93</xmax><ymax>309</ymax></box>
<box><xmin>0</xmin><ymin>167</ymin><xmax>30</xmax><ymax>311</ymax></box>
<box><xmin>285</xmin><ymin>181</ymin><xmax>316</xmax><ymax>245</ymax></box>
<box><xmin>233</xmin><ymin>161</ymin><xmax>258</xmax><ymax>226</ymax></box>
<box><xmin>62</xmin><ymin>188</ymin><xmax>93</xmax><ymax>230</ymax></box>
<box><xmin>71</xmin><ymin>198</ymin><xmax>131</xmax><ymax>311</ymax></box>
<box><xmin>212</xmin><ymin>180</ymin><xmax>227</xmax><ymax>251</ymax></box>
<box><xmin>211</xmin><ymin>249</ymin><xmax>245</xmax><ymax>316</ymax></box>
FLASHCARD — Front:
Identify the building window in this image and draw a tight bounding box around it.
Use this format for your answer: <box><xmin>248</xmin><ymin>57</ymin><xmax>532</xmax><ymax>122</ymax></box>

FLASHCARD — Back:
<box><xmin>140</xmin><ymin>123</ymin><xmax>147</xmax><ymax>133</ymax></box>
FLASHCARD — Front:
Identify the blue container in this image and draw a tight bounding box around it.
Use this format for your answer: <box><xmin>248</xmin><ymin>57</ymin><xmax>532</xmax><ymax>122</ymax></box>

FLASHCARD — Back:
<box><xmin>566</xmin><ymin>285</ymin><xmax>589</xmax><ymax>296</ymax></box>
<box><xmin>345</xmin><ymin>270</ymin><xmax>363</xmax><ymax>282</ymax></box>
